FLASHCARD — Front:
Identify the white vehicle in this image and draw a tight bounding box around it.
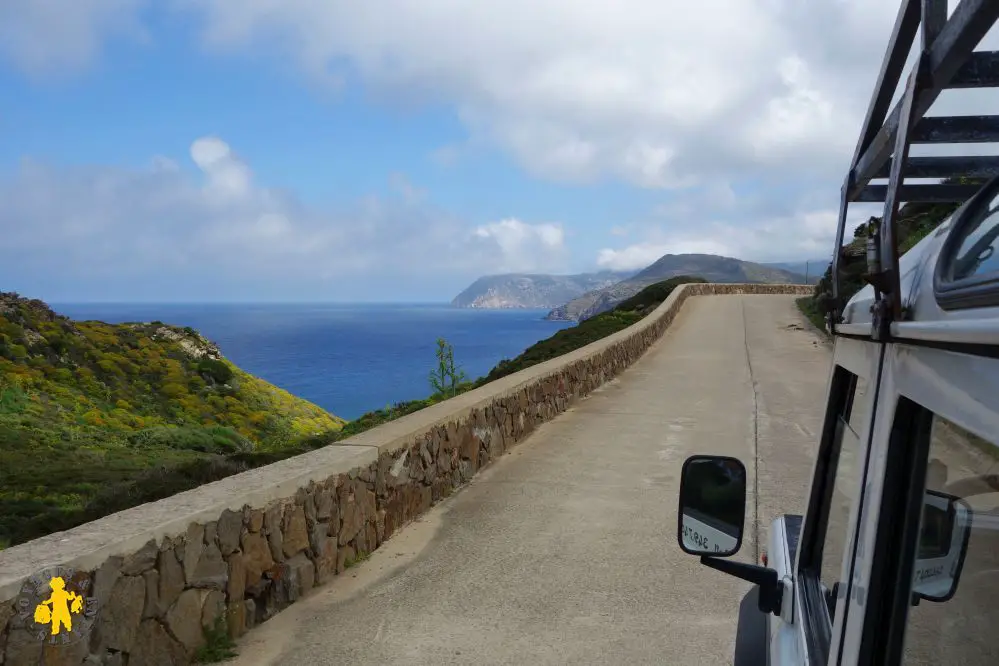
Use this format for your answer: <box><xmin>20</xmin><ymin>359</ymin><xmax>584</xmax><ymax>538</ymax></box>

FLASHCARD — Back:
<box><xmin>676</xmin><ymin>1</ymin><xmax>999</xmax><ymax>664</ymax></box>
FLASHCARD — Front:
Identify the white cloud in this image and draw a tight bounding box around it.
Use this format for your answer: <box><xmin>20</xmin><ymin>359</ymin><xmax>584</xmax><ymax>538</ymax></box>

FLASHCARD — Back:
<box><xmin>171</xmin><ymin>0</ymin><xmax>912</xmax><ymax>189</ymax></box>
<box><xmin>472</xmin><ymin>218</ymin><xmax>568</xmax><ymax>273</ymax></box>
<box><xmin>0</xmin><ymin>0</ymin><xmax>147</xmax><ymax>76</ymax></box>
<box><xmin>190</xmin><ymin>136</ymin><xmax>254</xmax><ymax>202</ymax></box>
<box><xmin>0</xmin><ymin>137</ymin><xmax>567</xmax><ymax>299</ymax></box>
<box><xmin>7</xmin><ymin>1</ymin><xmax>999</xmax><ymax>191</ymax></box>
<box><xmin>595</xmin><ymin>173</ymin><xmax>886</xmax><ymax>269</ymax></box>
<box><xmin>597</xmin><ymin>201</ymin><xmax>883</xmax><ymax>270</ymax></box>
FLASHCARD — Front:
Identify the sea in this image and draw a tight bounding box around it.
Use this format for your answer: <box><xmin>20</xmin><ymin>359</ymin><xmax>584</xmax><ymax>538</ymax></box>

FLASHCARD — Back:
<box><xmin>49</xmin><ymin>303</ymin><xmax>575</xmax><ymax>421</ymax></box>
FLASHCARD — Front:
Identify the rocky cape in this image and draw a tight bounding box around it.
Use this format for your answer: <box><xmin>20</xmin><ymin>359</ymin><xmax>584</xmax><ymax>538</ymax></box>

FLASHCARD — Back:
<box><xmin>545</xmin><ymin>254</ymin><xmax>805</xmax><ymax>322</ymax></box>
<box><xmin>451</xmin><ymin>271</ymin><xmax>632</xmax><ymax>309</ymax></box>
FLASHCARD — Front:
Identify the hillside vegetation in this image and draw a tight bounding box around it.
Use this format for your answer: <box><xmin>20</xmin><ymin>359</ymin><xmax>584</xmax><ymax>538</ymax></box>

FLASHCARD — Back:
<box><xmin>0</xmin><ymin>292</ymin><xmax>343</xmax><ymax>547</ymax></box>
<box><xmin>798</xmin><ymin>179</ymin><xmax>983</xmax><ymax>330</ymax></box>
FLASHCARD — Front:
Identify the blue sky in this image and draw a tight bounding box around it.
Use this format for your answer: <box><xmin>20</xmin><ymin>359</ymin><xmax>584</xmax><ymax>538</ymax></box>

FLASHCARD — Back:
<box><xmin>0</xmin><ymin>0</ymin><xmax>939</xmax><ymax>302</ymax></box>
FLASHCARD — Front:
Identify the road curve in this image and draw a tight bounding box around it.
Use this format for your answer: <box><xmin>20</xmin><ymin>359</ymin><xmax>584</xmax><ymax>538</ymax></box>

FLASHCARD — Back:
<box><xmin>229</xmin><ymin>294</ymin><xmax>832</xmax><ymax>666</ymax></box>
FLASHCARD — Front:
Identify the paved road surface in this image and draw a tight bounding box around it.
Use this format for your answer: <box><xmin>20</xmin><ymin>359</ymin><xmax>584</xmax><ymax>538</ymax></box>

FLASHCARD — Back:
<box><xmin>230</xmin><ymin>295</ymin><xmax>832</xmax><ymax>666</ymax></box>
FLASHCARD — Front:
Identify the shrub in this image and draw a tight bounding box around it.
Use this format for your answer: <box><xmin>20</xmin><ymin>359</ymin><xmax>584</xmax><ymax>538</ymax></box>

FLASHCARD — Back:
<box><xmin>127</xmin><ymin>425</ymin><xmax>251</xmax><ymax>454</ymax></box>
<box><xmin>161</xmin><ymin>382</ymin><xmax>187</xmax><ymax>399</ymax></box>
<box><xmin>197</xmin><ymin>359</ymin><xmax>233</xmax><ymax>385</ymax></box>
<box><xmin>0</xmin><ymin>384</ymin><xmax>28</xmax><ymax>415</ymax></box>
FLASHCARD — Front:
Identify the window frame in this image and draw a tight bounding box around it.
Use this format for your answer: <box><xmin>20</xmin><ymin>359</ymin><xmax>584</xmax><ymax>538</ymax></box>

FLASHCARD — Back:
<box><xmin>796</xmin><ymin>362</ymin><xmax>877</xmax><ymax>665</ymax></box>
<box><xmin>857</xmin><ymin>392</ymin><xmax>999</xmax><ymax>664</ymax></box>
<box><xmin>837</xmin><ymin>340</ymin><xmax>999</xmax><ymax>665</ymax></box>
<box><xmin>856</xmin><ymin>396</ymin><xmax>935</xmax><ymax>665</ymax></box>
<box><xmin>935</xmin><ymin>174</ymin><xmax>999</xmax><ymax>311</ymax></box>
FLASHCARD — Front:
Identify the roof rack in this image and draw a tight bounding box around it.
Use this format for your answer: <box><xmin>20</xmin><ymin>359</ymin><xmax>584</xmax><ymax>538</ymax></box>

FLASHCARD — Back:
<box><xmin>830</xmin><ymin>0</ymin><xmax>999</xmax><ymax>339</ymax></box>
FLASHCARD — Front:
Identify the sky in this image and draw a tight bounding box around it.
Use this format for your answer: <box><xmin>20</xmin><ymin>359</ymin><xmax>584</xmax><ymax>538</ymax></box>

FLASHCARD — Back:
<box><xmin>1</xmin><ymin>0</ymin><xmax>997</xmax><ymax>302</ymax></box>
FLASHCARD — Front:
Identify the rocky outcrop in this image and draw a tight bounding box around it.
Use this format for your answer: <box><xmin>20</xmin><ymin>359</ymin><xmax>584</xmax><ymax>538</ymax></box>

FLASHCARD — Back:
<box><xmin>451</xmin><ymin>271</ymin><xmax>631</xmax><ymax>309</ymax></box>
<box><xmin>0</xmin><ymin>284</ymin><xmax>812</xmax><ymax>666</ymax></box>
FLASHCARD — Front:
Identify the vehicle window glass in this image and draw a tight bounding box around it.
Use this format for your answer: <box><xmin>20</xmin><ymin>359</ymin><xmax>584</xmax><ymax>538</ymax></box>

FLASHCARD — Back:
<box><xmin>952</xmin><ymin>192</ymin><xmax>999</xmax><ymax>281</ymax></box>
<box><xmin>901</xmin><ymin>415</ymin><xmax>999</xmax><ymax>665</ymax></box>
<box><xmin>819</xmin><ymin>373</ymin><xmax>869</xmax><ymax>624</ymax></box>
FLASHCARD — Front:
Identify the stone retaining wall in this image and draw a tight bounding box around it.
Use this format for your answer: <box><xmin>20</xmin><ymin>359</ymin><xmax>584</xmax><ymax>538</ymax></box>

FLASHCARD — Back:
<box><xmin>0</xmin><ymin>284</ymin><xmax>812</xmax><ymax>666</ymax></box>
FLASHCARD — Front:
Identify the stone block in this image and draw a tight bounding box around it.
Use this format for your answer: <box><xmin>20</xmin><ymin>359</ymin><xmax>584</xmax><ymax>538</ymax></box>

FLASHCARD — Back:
<box><xmin>201</xmin><ymin>590</ymin><xmax>225</xmax><ymax>629</ymax></box>
<box><xmin>190</xmin><ymin>543</ymin><xmax>228</xmax><ymax>591</ymax></box>
<box><xmin>314</xmin><ymin>538</ymin><xmax>337</xmax><ymax>585</ymax></box>
<box><xmin>247</xmin><ymin>509</ymin><xmax>264</xmax><ymax>533</ymax></box>
<box><xmin>93</xmin><ymin>574</ymin><xmax>145</xmax><ymax>653</ymax></box>
<box><xmin>263</xmin><ymin>504</ymin><xmax>282</xmax><ymax>537</ymax></box>
<box><xmin>267</xmin><ymin>528</ymin><xmax>284</xmax><ymax>564</ymax></box>
<box><xmin>217</xmin><ymin>509</ymin><xmax>243</xmax><ymax>556</ymax></box>
<box><xmin>287</xmin><ymin>554</ymin><xmax>315</xmax><ymax>599</ymax></box>
<box><xmin>227</xmin><ymin>551</ymin><xmax>246</xmax><ymax>603</ymax></box>
<box><xmin>181</xmin><ymin>523</ymin><xmax>205</xmax><ymax>586</ymax></box>
<box><xmin>156</xmin><ymin>547</ymin><xmax>185</xmax><ymax>616</ymax></box>
<box><xmin>121</xmin><ymin>540</ymin><xmax>158</xmax><ymax>575</ymax></box>
<box><xmin>165</xmin><ymin>588</ymin><xmax>209</xmax><ymax>655</ymax></box>
<box><xmin>141</xmin><ymin>569</ymin><xmax>159</xmax><ymax>619</ymax></box>
<box><xmin>225</xmin><ymin>601</ymin><xmax>246</xmax><ymax>640</ymax></box>
<box><xmin>204</xmin><ymin>521</ymin><xmax>218</xmax><ymax>548</ymax></box>
<box><xmin>244</xmin><ymin>599</ymin><xmax>257</xmax><ymax>631</ymax></box>
<box><xmin>339</xmin><ymin>491</ymin><xmax>364</xmax><ymax>547</ymax></box>
<box><xmin>281</xmin><ymin>505</ymin><xmax>309</xmax><ymax>559</ymax></box>
<box><xmin>129</xmin><ymin>619</ymin><xmax>187</xmax><ymax>666</ymax></box>
<box><xmin>314</xmin><ymin>484</ymin><xmax>335</xmax><ymax>520</ymax></box>
<box><xmin>304</xmin><ymin>491</ymin><xmax>317</xmax><ymax>526</ymax></box>
<box><xmin>240</xmin><ymin>532</ymin><xmax>274</xmax><ymax>589</ymax></box>
<box><xmin>90</xmin><ymin>557</ymin><xmax>122</xmax><ymax>612</ymax></box>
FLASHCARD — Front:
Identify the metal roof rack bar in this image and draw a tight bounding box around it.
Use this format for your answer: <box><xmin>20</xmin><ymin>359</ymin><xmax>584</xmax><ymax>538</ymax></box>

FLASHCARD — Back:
<box><xmin>911</xmin><ymin>115</ymin><xmax>999</xmax><ymax>143</ymax></box>
<box><xmin>829</xmin><ymin>0</ymin><xmax>999</xmax><ymax>338</ymax></box>
<box><xmin>849</xmin><ymin>1</ymin><xmax>999</xmax><ymax>200</ymax></box>
<box><xmin>856</xmin><ymin>183</ymin><xmax>985</xmax><ymax>203</ymax></box>
<box><xmin>848</xmin><ymin>0</ymin><xmax>922</xmax><ymax>170</ymax></box>
<box><xmin>872</xmin><ymin>155</ymin><xmax>999</xmax><ymax>179</ymax></box>
<box><xmin>949</xmin><ymin>50</ymin><xmax>999</xmax><ymax>87</ymax></box>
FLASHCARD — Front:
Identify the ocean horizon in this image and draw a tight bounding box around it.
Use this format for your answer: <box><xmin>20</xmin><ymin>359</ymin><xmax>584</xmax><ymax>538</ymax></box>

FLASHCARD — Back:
<box><xmin>50</xmin><ymin>302</ymin><xmax>576</xmax><ymax>421</ymax></box>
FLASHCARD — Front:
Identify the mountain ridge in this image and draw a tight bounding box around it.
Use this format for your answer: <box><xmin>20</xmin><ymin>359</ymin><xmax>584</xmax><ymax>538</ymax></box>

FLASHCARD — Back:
<box><xmin>451</xmin><ymin>270</ymin><xmax>633</xmax><ymax>309</ymax></box>
<box><xmin>545</xmin><ymin>253</ymin><xmax>805</xmax><ymax>322</ymax></box>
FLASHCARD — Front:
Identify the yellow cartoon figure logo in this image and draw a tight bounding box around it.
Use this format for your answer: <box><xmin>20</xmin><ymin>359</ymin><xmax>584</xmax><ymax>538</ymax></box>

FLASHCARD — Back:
<box><xmin>14</xmin><ymin>566</ymin><xmax>98</xmax><ymax>646</ymax></box>
<box><xmin>33</xmin><ymin>576</ymin><xmax>84</xmax><ymax>635</ymax></box>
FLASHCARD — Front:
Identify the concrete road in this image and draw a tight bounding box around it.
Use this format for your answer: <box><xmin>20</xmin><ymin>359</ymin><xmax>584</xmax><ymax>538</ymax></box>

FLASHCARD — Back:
<box><xmin>229</xmin><ymin>295</ymin><xmax>832</xmax><ymax>666</ymax></box>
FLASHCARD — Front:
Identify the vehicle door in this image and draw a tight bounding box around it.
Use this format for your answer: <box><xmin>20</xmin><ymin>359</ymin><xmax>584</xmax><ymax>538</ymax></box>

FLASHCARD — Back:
<box><xmin>836</xmin><ymin>342</ymin><xmax>999</xmax><ymax>665</ymax></box>
<box><xmin>772</xmin><ymin>336</ymin><xmax>882</xmax><ymax>666</ymax></box>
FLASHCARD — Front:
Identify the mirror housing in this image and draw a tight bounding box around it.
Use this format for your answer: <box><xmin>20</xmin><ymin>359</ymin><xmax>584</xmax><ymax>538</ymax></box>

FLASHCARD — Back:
<box><xmin>912</xmin><ymin>489</ymin><xmax>973</xmax><ymax>603</ymax></box>
<box><xmin>677</xmin><ymin>455</ymin><xmax>748</xmax><ymax>557</ymax></box>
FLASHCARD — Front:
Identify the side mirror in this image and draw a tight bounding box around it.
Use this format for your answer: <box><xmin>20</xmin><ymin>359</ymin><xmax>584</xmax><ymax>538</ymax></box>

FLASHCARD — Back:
<box><xmin>912</xmin><ymin>489</ymin><xmax>973</xmax><ymax>603</ymax></box>
<box><xmin>677</xmin><ymin>455</ymin><xmax>748</xmax><ymax>557</ymax></box>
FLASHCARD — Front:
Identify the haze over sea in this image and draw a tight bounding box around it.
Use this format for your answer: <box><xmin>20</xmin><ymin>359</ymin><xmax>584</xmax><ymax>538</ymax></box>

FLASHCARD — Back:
<box><xmin>51</xmin><ymin>303</ymin><xmax>574</xmax><ymax>421</ymax></box>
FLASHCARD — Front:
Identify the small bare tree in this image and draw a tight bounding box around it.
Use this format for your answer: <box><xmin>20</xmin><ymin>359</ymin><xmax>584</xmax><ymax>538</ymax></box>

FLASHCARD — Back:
<box><xmin>428</xmin><ymin>338</ymin><xmax>467</xmax><ymax>398</ymax></box>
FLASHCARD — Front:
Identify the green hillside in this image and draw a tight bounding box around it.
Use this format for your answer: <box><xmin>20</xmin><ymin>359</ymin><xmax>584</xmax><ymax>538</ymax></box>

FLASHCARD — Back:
<box><xmin>0</xmin><ymin>292</ymin><xmax>343</xmax><ymax>547</ymax></box>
